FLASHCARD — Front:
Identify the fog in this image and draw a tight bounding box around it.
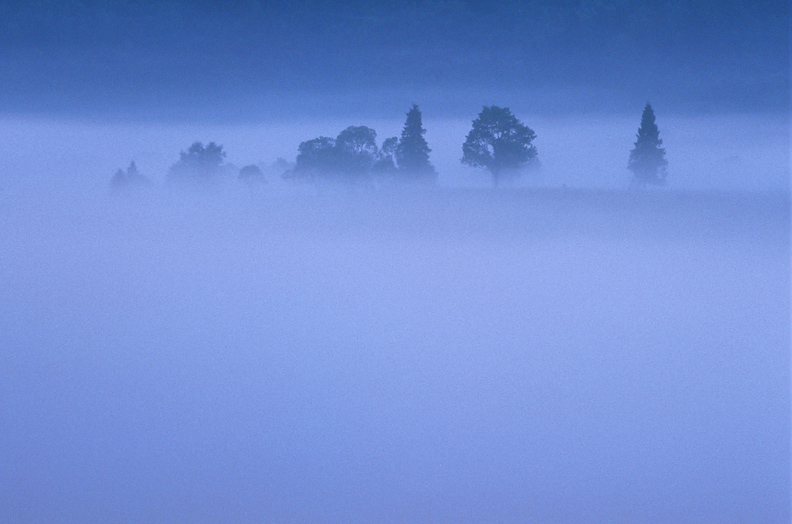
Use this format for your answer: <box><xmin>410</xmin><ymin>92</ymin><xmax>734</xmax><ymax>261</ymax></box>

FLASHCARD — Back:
<box><xmin>1</xmin><ymin>1</ymin><xmax>790</xmax><ymax>522</ymax></box>
<box><xmin>1</xmin><ymin>170</ymin><xmax>789</xmax><ymax>523</ymax></box>
<box><xmin>0</xmin><ymin>111</ymin><xmax>788</xmax><ymax>192</ymax></box>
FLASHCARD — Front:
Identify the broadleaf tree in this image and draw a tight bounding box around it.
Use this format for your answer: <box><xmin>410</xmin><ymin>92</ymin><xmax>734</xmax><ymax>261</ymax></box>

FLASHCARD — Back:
<box><xmin>461</xmin><ymin>106</ymin><xmax>537</xmax><ymax>186</ymax></box>
<box><xmin>373</xmin><ymin>136</ymin><xmax>398</xmax><ymax>175</ymax></box>
<box><xmin>294</xmin><ymin>137</ymin><xmax>337</xmax><ymax>174</ymax></box>
<box><xmin>335</xmin><ymin>126</ymin><xmax>379</xmax><ymax>176</ymax></box>
<box><xmin>290</xmin><ymin>126</ymin><xmax>381</xmax><ymax>180</ymax></box>
<box><xmin>168</xmin><ymin>142</ymin><xmax>226</xmax><ymax>182</ymax></box>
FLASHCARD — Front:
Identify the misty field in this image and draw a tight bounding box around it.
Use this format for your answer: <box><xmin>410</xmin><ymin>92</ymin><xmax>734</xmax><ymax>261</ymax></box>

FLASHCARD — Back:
<box><xmin>1</xmin><ymin>186</ymin><xmax>789</xmax><ymax>524</ymax></box>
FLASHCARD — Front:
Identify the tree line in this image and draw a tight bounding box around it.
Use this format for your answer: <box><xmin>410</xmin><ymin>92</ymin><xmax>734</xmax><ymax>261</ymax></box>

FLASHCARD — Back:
<box><xmin>285</xmin><ymin>104</ymin><xmax>436</xmax><ymax>183</ymax></box>
<box><xmin>112</xmin><ymin>103</ymin><xmax>667</xmax><ymax>191</ymax></box>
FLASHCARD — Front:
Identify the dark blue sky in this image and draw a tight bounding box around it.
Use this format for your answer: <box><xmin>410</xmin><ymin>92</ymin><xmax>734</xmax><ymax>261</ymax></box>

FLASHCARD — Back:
<box><xmin>0</xmin><ymin>0</ymin><xmax>788</xmax><ymax>120</ymax></box>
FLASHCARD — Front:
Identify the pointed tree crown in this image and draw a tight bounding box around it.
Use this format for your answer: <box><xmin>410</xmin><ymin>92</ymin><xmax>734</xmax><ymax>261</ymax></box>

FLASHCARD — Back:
<box><xmin>395</xmin><ymin>104</ymin><xmax>435</xmax><ymax>178</ymax></box>
<box><xmin>628</xmin><ymin>103</ymin><xmax>667</xmax><ymax>184</ymax></box>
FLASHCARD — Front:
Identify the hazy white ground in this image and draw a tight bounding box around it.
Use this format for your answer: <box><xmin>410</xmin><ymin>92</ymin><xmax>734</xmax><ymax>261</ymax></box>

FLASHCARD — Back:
<box><xmin>0</xmin><ymin>173</ymin><xmax>788</xmax><ymax>523</ymax></box>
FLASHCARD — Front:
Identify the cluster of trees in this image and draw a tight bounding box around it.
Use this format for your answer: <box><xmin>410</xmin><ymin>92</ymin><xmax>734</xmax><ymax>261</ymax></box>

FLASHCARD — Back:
<box><xmin>459</xmin><ymin>103</ymin><xmax>666</xmax><ymax>186</ymax></box>
<box><xmin>287</xmin><ymin>104</ymin><xmax>436</xmax><ymax>182</ymax></box>
<box><xmin>111</xmin><ymin>103</ymin><xmax>667</xmax><ymax>190</ymax></box>
<box><xmin>167</xmin><ymin>142</ymin><xmax>228</xmax><ymax>182</ymax></box>
<box><xmin>111</xmin><ymin>141</ymin><xmax>271</xmax><ymax>191</ymax></box>
<box><xmin>284</xmin><ymin>103</ymin><xmax>544</xmax><ymax>186</ymax></box>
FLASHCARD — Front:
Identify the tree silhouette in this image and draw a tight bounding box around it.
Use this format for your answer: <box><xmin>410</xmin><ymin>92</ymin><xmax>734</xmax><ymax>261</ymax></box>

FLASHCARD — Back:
<box><xmin>293</xmin><ymin>136</ymin><xmax>339</xmax><ymax>177</ymax></box>
<box><xmin>168</xmin><ymin>142</ymin><xmax>226</xmax><ymax>182</ymax></box>
<box><xmin>291</xmin><ymin>126</ymin><xmax>382</xmax><ymax>180</ymax></box>
<box><xmin>395</xmin><ymin>104</ymin><xmax>435</xmax><ymax>180</ymax></box>
<box><xmin>628</xmin><ymin>103</ymin><xmax>667</xmax><ymax>185</ymax></box>
<box><xmin>461</xmin><ymin>106</ymin><xmax>537</xmax><ymax>186</ymax></box>
<box><xmin>335</xmin><ymin>126</ymin><xmax>378</xmax><ymax>176</ymax></box>
<box><xmin>373</xmin><ymin>136</ymin><xmax>398</xmax><ymax>175</ymax></box>
<box><xmin>239</xmin><ymin>164</ymin><xmax>265</xmax><ymax>184</ymax></box>
<box><xmin>110</xmin><ymin>160</ymin><xmax>150</xmax><ymax>192</ymax></box>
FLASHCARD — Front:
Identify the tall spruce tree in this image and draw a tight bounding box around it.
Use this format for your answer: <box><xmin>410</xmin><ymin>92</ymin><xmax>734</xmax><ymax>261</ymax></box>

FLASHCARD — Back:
<box><xmin>395</xmin><ymin>104</ymin><xmax>436</xmax><ymax>180</ymax></box>
<box><xmin>628</xmin><ymin>103</ymin><xmax>667</xmax><ymax>185</ymax></box>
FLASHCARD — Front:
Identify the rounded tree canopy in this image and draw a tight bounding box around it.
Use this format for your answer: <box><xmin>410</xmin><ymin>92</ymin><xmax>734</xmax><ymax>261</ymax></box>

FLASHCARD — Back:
<box><xmin>168</xmin><ymin>142</ymin><xmax>226</xmax><ymax>181</ymax></box>
<box><xmin>461</xmin><ymin>106</ymin><xmax>537</xmax><ymax>185</ymax></box>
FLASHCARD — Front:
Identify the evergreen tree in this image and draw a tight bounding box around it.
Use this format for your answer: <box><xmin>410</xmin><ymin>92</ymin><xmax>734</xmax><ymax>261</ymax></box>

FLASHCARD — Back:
<box><xmin>628</xmin><ymin>103</ymin><xmax>667</xmax><ymax>185</ymax></box>
<box><xmin>395</xmin><ymin>104</ymin><xmax>436</xmax><ymax>180</ymax></box>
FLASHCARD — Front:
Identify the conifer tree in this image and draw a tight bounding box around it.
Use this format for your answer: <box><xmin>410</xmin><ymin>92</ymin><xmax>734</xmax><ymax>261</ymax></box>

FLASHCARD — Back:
<box><xmin>395</xmin><ymin>104</ymin><xmax>436</xmax><ymax>180</ymax></box>
<box><xmin>628</xmin><ymin>103</ymin><xmax>667</xmax><ymax>185</ymax></box>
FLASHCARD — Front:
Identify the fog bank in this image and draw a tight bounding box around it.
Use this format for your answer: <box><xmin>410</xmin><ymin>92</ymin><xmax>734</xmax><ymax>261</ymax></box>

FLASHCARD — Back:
<box><xmin>1</xmin><ymin>184</ymin><xmax>789</xmax><ymax>524</ymax></box>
